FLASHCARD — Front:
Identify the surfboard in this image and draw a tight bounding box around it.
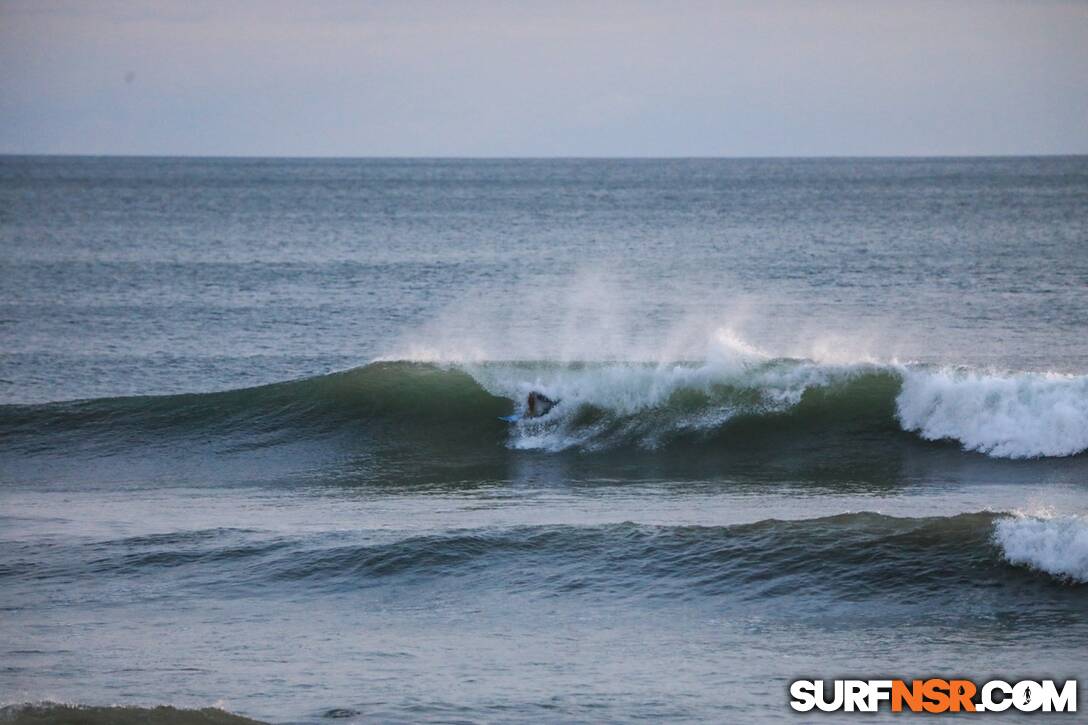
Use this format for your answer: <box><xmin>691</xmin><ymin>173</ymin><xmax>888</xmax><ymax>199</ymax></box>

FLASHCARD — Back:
<box><xmin>499</xmin><ymin>414</ymin><xmax>521</xmax><ymax>423</ymax></box>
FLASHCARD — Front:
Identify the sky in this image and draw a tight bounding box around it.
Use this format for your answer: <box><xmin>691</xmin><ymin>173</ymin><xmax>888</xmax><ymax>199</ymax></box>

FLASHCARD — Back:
<box><xmin>1</xmin><ymin>0</ymin><xmax>1086</xmax><ymax>157</ymax></box>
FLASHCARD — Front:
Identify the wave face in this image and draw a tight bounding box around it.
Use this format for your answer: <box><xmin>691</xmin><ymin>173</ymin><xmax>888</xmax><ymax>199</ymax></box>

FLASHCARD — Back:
<box><xmin>2</xmin><ymin>360</ymin><xmax>1087</xmax><ymax>466</ymax></box>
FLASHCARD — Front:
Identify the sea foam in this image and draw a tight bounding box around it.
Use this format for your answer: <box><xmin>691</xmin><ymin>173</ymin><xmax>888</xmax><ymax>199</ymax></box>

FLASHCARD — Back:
<box><xmin>896</xmin><ymin>369</ymin><xmax>1088</xmax><ymax>459</ymax></box>
<box><xmin>994</xmin><ymin>513</ymin><xmax>1088</xmax><ymax>583</ymax></box>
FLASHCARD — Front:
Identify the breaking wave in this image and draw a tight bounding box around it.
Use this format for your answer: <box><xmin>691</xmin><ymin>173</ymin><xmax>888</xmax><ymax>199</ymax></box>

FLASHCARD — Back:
<box><xmin>1</xmin><ymin>358</ymin><xmax>1086</xmax><ymax>461</ymax></box>
<box><xmin>471</xmin><ymin>359</ymin><xmax>1088</xmax><ymax>458</ymax></box>
<box><xmin>994</xmin><ymin>512</ymin><xmax>1088</xmax><ymax>583</ymax></box>
<box><xmin>897</xmin><ymin>368</ymin><xmax>1088</xmax><ymax>459</ymax></box>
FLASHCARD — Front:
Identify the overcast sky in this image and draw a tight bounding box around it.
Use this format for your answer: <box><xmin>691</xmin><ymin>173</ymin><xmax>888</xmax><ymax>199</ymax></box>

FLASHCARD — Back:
<box><xmin>2</xmin><ymin>0</ymin><xmax>1086</xmax><ymax>157</ymax></box>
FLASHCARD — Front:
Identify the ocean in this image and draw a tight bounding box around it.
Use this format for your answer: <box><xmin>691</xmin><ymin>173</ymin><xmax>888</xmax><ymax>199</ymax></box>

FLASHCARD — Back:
<box><xmin>1</xmin><ymin>156</ymin><xmax>1086</xmax><ymax>722</ymax></box>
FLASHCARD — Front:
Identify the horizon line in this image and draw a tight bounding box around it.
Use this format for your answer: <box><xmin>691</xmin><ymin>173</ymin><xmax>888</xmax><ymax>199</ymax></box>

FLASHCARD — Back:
<box><xmin>3</xmin><ymin>152</ymin><xmax>1087</xmax><ymax>161</ymax></box>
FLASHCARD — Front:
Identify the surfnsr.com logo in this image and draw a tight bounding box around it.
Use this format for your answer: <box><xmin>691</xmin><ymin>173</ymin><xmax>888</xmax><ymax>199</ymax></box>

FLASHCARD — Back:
<box><xmin>789</xmin><ymin>679</ymin><xmax>1077</xmax><ymax>713</ymax></box>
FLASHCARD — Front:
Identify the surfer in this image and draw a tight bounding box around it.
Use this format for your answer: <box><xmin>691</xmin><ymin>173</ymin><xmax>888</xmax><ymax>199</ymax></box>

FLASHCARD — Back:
<box><xmin>499</xmin><ymin>391</ymin><xmax>558</xmax><ymax>422</ymax></box>
<box><xmin>526</xmin><ymin>391</ymin><xmax>557</xmax><ymax>418</ymax></box>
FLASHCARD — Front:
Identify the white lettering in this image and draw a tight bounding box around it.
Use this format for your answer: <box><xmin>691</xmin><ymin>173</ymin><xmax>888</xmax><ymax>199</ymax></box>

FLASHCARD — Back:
<box><xmin>789</xmin><ymin>680</ymin><xmax>817</xmax><ymax>712</ymax></box>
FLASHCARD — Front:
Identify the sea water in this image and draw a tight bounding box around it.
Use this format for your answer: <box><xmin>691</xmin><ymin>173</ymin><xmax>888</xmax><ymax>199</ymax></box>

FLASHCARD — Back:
<box><xmin>1</xmin><ymin>156</ymin><xmax>1086</xmax><ymax>722</ymax></box>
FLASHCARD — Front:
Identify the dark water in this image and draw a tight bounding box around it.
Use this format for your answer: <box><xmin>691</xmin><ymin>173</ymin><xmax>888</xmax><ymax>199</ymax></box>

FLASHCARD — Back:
<box><xmin>1</xmin><ymin>156</ymin><xmax>1087</xmax><ymax>722</ymax></box>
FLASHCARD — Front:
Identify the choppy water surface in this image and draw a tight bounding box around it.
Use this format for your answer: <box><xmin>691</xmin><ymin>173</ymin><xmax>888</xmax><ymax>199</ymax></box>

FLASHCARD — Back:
<box><xmin>1</xmin><ymin>157</ymin><xmax>1087</xmax><ymax>722</ymax></box>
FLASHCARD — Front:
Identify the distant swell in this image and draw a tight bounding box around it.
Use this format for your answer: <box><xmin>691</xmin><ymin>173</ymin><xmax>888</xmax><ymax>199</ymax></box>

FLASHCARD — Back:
<box><xmin>0</xmin><ymin>703</ymin><xmax>264</xmax><ymax>725</ymax></box>
<box><xmin>1</xmin><ymin>359</ymin><xmax>1086</xmax><ymax>461</ymax></box>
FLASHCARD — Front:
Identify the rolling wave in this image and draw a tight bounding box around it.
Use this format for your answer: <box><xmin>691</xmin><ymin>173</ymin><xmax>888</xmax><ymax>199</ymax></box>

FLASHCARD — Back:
<box><xmin>1</xmin><ymin>359</ymin><xmax>1086</xmax><ymax>461</ymax></box>
<box><xmin>5</xmin><ymin>513</ymin><xmax>1084</xmax><ymax>600</ymax></box>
